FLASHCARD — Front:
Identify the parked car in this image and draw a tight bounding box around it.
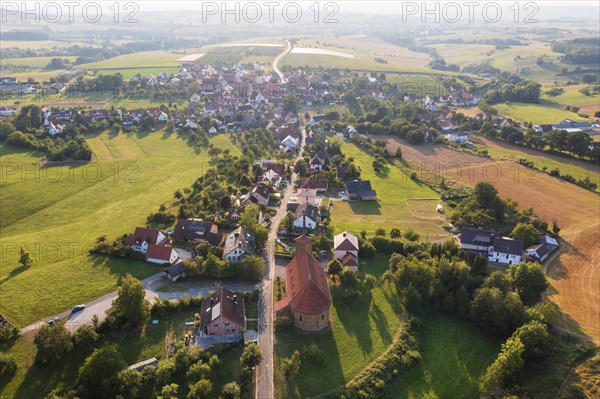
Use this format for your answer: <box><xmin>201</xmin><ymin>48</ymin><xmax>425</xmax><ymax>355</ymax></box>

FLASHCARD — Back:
<box><xmin>341</xmin><ymin>197</ymin><xmax>349</xmax><ymax>201</ymax></box>
<box><xmin>47</xmin><ymin>316</ymin><xmax>61</xmax><ymax>325</ymax></box>
<box><xmin>71</xmin><ymin>304</ymin><xmax>85</xmax><ymax>313</ymax></box>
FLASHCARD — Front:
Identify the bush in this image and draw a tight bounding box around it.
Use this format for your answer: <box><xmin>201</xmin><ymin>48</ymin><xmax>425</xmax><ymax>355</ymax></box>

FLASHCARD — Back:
<box><xmin>0</xmin><ymin>354</ymin><xmax>17</xmax><ymax>375</ymax></box>
<box><xmin>302</xmin><ymin>343</ymin><xmax>323</xmax><ymax>364</ymax></box>
<box><xmin>73</xmin><ymin>325</ymin><xmax>99</xmax><ymax>347</ymax></box>
<box><xmin>0</xmin><ymin>322</ymin><xmax>19</xmax><ymax>343</ymax></box>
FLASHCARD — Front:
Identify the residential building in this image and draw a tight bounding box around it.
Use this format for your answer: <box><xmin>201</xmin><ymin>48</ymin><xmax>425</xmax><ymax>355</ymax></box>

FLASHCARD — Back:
<box><xmin>223</xmin><ymin>227</ymin><xmax>255</xmax><ymax>262</ymax></box>
<box><xmin>459</xmin><ymin>227</ymin><xmax>523</xmax><ymax>265</ymax></box>
<box><xmin>274</xmin><ymin>236</ymin><xmax>332</xmax><ymax>332</ymax></box>
<box><xmin>242</xmin><ymin>183</ymin><xmax>271</xmax><ymax>206</ymax></box>
<box><xmin>125</xmin><ymin>227</ymin><xmax>168</xmax><ymax>254</ymax></box>
<box><xmin>200</xmin><ymin>287</ymin><xmax>245</xmax><ymax>339</ymax></box>
<box><xmin>146</xmin><ymin>244</ymin><xmax>179</xmax><ymax>265</ymax></box>
<box><xmin>333</xmin><ymin>231</ymin><xmax>360</xmax><ymax>272</ymax></box>
<box><xmin>172</xmin><ymin>218</ymin><xmax>224</xmax><ymax>246</ymax></box>
<box><xmin>526</xmin><ymin>235</ymin><xmax>559</xmax><ymax>263</ymax></box>
<box><xmin>293</xmin><ymin>203</ymin><xmax>319</xmax><ymax>230</ymax></box>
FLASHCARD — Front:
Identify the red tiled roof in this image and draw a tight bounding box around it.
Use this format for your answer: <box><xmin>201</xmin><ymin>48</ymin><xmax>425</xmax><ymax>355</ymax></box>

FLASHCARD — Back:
<box><xmin>146</xmin><ymin>244</ymin><xmax>174</xmax><ymax>261</ymax></box>
<box><xmin>341</xmin><ymin>253</ymin><xmax>359</xmax><ymax>267</ymax></box>
<box><xmin>125</xmin><ymin>227</ymin><xmax>163</xmax><ymax>246</ymax></box>
<box><xmin>200</xmin><ymin>287</ymin><xmax>245</xmax><ymax>330</ymax></box>
<box><xmin>285</xmin><ymin>236</ymin><xmax>332</xmax><ymax>315</ymax></box>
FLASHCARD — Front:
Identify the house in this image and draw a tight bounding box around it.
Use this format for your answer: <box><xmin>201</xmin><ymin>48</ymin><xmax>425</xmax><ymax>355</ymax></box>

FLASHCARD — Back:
<box><xmin>259</xmin><ymin>160</ymin><xmax>287</xmax><ymax>176</ymax></box>
<box><xmin>242</xmin><ymin>183</ymin><xmax>271</xmax><ymax>206</ymax></box>
<box><xmin>190</xmin><ymin>93</ymin><xmax>202</xmax><ymax>103</ymax></box>
<box><xmin>48</xmin><ymin>121</ymin><xmax>64</xmax><ymax>137</ymax></box>
<box><xmin>345</xmin><ymin>180</ymin><xmax>377</xmax><ymax>200</ymax></box>
<box><xmin>293</xmin><ymin>203</ymin><xmax>319</xmax><ymax>230</ymax></box>
<box><xmin>164</xmin><ymin>262</ymin><xmax>186</xmax><ymax>282</ymax></box>
<box><xmin>299</xmin><ymin>178</ymin><xmax>328</xmax><ymax>192</ymax></box>
<box><xmin>444</xmin><ymin>132</ymin><xmax>469</xmax><ymax>143</ymax></box>
<box><xmin>295</xmin><ymin>189</ymin><xmax>317</xmax><ymax>205</ymax></box>
<box><xmin>146</xmin><ymin>244</ymin><xmax>179</xmax><ymax>265</ymax></box>
<box><xmin>459</xmin><ymin>227</ymin><xmax>523</xmax><ymax>265</ymax></box>
<box><xmin>281</xmin><ymin>135</ymin><xmax>299</xmax><ymax>150</ymax></box>
<box><xmin>274</xmin><ymin>236</ymin><xmax>332</xmax><ymax>332</ymax></box>
<box><xmin>260</xmin><ymin>169</ymin><xmax>282</xmax><ymax>188</ymax></box>
<box><xmin>208</xmin><ymin>126</ymin><xmax>217</xmax><ymax>134</ymax></box>
<box><xmin>333</xmin><ymin>231</ymin><xmax>360</xmax><ymax>272</ymax></box>
<box><xmin>223</xmin><ymin>227</ymin><xmax>255</xmax><ymax>262</ymax></box>
<box><xmin>172</xmin><ymin>219</ymin><xmax>224</xmax><ymax>246</ymax></box>
<box><xmin>309</xmin><ymin>155</ymin><xmax>326</xmax><ymax>171</ymax></box>
<box><xmin>125</xmin><ymin>227</ymin><xmax>168</xmax><ymax>254</ymax></box>
<box><xmin>526</xmin><ymin>235</ymin><xmax>559</xmax><ymax>263</ymax></box>
<box><xmin>200</xmin><ymin>287</ymin><xmax>245</xmax><ymax>339</ymax></box>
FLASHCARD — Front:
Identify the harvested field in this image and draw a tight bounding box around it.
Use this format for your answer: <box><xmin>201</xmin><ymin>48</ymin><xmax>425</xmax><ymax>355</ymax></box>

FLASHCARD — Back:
<box><xmin>546</xmin><ymin>225</ymin><xmax>600</xmax><ymax>343</ymax></box>
<box><xmin>446</xmin><ymin>160</ymin><xmax>598</xmax><ymax>230</ymax></box>
<box><xmin>406</xmin><ymin>199</ymin><xmax>446</xmax><ymax>221</ymax></box>
<box><xmin>384</xmin><ymin>136</ymin><xmax>492</xmax><ymax>170</ymax></box>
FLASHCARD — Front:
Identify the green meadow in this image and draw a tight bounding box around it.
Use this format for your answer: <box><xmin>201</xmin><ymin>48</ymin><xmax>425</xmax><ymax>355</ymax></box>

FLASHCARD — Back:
<box><xmin>0</xmin><ymin>131</ymin><xmax>239</xmax><ymax>327</ymax></box>
<box><xmin>492</xmin><ymin>101</ymin><xmax>590</xmax><ymax>124</ymax></box>
<box><xmin>329</xmin><ymin>138</ymin><xmax>449</xmax><ymax>240</ymax></box>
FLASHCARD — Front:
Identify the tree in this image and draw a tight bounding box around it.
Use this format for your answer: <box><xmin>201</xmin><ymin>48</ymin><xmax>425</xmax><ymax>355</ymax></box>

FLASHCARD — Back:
<box><xmin>511</xmin><ymin>320</ymin><xmax>550</xmax><ymax>358</ymax></box>
<box><xmin>237</xmin><ymin>256</ymin><xmax>266</xmax><ymax>282</ymax></box>
<box><xmin>186</xmin><ymin>362</ymin><xmax>212</xmax><ymax>382</ymax></box>
<box><xmin>222</xmin><ymin>382</ymin><xmax>241</xmax><ymax>399</ymax></box>
<box><xmin>18</xmin><ymin>247</ymin><xmax>32</xmax><ymax>268</ymax></box>
<box><xmin>117</xmin><ymin>368</ymin><xmax>142</xmax><ymax>398</ymax></box>
<box><xmin>166</xmin><ymin>119</ymin><xmax>175</xmax><ymax>131</ymax></box>
<box><xmin>471</xmin><ymin>287</ymin><xmax>526</xmax><ymax>335</ymax></box>
<box><xmin>73</xmin><ymin>324</ymin><xmax>99</xmax><ymax>347</ymax></box>
<box><xmin>187</xmin><ymin>378</ymin><xmax>212</xmax><ymax>399</ymax></box>
<box><xmin>339</xmin><ymin>267</ymin><xmax>360</xmax><ymax>292</ymax></box>
<box><xmin>281</xmin><ymin>350</ymin><xmax>301</xmax><ymax>380</ymax></box>
<box><xmin>157</xmin><ymin>383</ymin><xmax>179</xmax><ymax>399</ymax></box>
<box><xmin>78</xmin><ymin>346</ymin><xmax>126</xmax><ymax>398</ymax></box>
<box><xmin>327</xmin><ymin>259</ymin><xmax>343</xmax><ymax>281</ymax></box>
<box><xmin>390</xmin><ymin>228</ymin><xmax>401</xmax><ymax>239</ymax></box>
<box><xmin>283</xmin><ymin>94</ymin><xmax>301</xmax><ymax>113</ymax></box>
<box><xmin>403</xmin><ymin>229</ymin><xmax>420</xmax><ymax>242</ymax></box>
<box><xmin>106</xmin><ymin>274</ymin><xmax>150</xmax><ymax>329</ymax></box>
<box><xmin>508</xmin><ymin>262</ymin><xmax>548</xmax><ymax>306</ymax></box>
<box><xmin>293</xmin><ymin>159</ymin><xmax>308</xmax><ymax>177</ymax></box>
<box><xmin>473</xmin><ymin>182</ymin><xmax>499</xmax><ymax>208</ymax></box>
<box><xmin>375</xmin><ymin>228</ymin><xmax>386</xmax><ymax>237</ymax></box>
<box><xmin>480</xmin><ymin>337</ymin><xmax>525</xmax><ymax>393</ymax></box>
<box><xmin>240</xmin><ymin>342</ymin><xmax>263</xmax><ymax>368</ymax></box>
<box><xmin>34</xmin><ymin>324</ymin><xmax>73</xmax><ymax>365</ymax></box>
<box><xmin>510</xmin><ymin>223</ymin><xmax>538</xmax><ymax>248</ymax></box>
<box><xmin>362</xmin><ymin>274</ymin><xmax>378</xmax><ymax>296</ymax></box>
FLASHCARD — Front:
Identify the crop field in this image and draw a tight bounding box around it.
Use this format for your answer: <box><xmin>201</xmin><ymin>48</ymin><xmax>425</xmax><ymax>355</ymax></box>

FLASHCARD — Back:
<box><xmin>274</xmin><ymin>256</ymin><xmax>404</xmax><ymax>399</ymax></box>
<box><xmin>78</xmin><ymin>52</ymin><xmax>182</xmax><ymax>69</ymax></box>
<box><xmin>199</xmin><ymin>45</ymin><xmax>283</xmax><ymax>66</ymax></box>
<box><xmin>0</xmin><ymin>132</ymin><xmax>239</xmax><ymax>327</ymax></box>
<box><xmin>491</xmin><ymin>101</ymin><xmax>590</xmax><ymax>124</ymax></box>
<box><xmin>329</xmin><ymin>137</ymin><xmax>449</xmax><ymax>240</ymax></box>
<box><xmin>2</xmin><ymin>56</ymin><xmax>79</xmax><ymax>68</ymax></box>
<box><xmin>427</xmin><ymin>43</ymin><xmax>497</xmax><ymax>67</ymax></box>
<box><xmin>469</xmin><ymin>135</ymin><xmax>600</xmax><ymax>191</ymax></box>
<box><xmin>0</xmin><ymin>40</ymin><xmax>97</xmax><ymax>49</ymax></box>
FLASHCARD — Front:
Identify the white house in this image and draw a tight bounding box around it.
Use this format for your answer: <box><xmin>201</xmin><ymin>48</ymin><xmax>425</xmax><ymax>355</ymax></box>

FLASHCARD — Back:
<box><xmin>333</xmin><ymin>231</ymin><xmax>359</xmax><ymax>271</ymax></box>
<box><xmin>460</xmin><ymin>227</ymin><xmax>523</xmax><ymax>265</ymax></box>
<box><xmin>208</xmin><ymin>126</ymin><xmax>217</xmax><ymax>134</ymax></box>
<box><xmin>526</xmin><ymin>235</ymin><xmax>559</xmax><ymax>263</ymax></box>
<box><xmin>146</xmin><ymin>244</ymin><xmax>179</xmax><ymax>265</ymax></box>
<box><xmin>223</xmin><ymin>227</ymin><xmax>255</xmax><ymax>262</ymax></box>
<box><xmin>190</xmin><ymin>94</ymin><xmax>201</xmax><ymax>103</ymax></box>
<box><xmin>0</xmin><ymin>106</ymin><xmax>15</xmax><ymax>116</ymax></box>
<box><xmin>48</xmin><ymin>122</ymin><xmax>64</xmax><ymax>137</ymax></box>
<box><xmin>157</xmin><ymin>112</ymin><xmax>169</xmax><ymax>122</ymax></box>
<box><xmin>185</xmin><ymin>119</ymin><xmax>198</xmax><ymax>129</ymax></box>
<box><xmin>125</xmin><ymin>227</ymin><xmax>168</xmax><ymax>254</ymax></box>
<box><xmin>444</xmin><ymin>133</ymin><xmax>469</xmax><ymax>143</ymax></box>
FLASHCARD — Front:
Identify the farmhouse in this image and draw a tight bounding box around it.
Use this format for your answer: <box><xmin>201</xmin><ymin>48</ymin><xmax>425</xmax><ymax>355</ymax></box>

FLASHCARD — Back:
<box><xmin>125</xmin><ymin>227</ymin><xmax>168</xmax><ymax>254</ymax></box>
<box><xmin>552</xmin><ymin>119</ymin><xmax>592</xmax><ymax>132</ymax></box>
<box><xmin>293</xmin><ymin>203</ymin><xmax>319</xmax><ymax>231</ymax></box>
<box><xmin>526</xmin><ymin>235</ymin><xmax>559</xmax><ymax>263</ymax></box>
<box><xmin>459</xmin><ymin>227</ymin><xmax>523</xmax><ymax>265</ymax></box>
<box><xmin>345</xmin><ymin>180</ymin><xmax>377</xmax><ymax>200</ymax></box>
<box><xmin>333</xmin><ymin>231</ymin><xmax>360</xmax><ymax>272</ymax></box>
<box><xmin>274</xmin><ymin>236</ymin><xmax>332</xmax><ymax>332</ymax></box>
<box><xmin>146</xmin><ymin>244</ymin><xmax>179</xmax><ymax>265</ymax></box>
<box><xmin>200</xmin><ymin>287</ymin><xmax>245</xmax><ymax>340</ymax></box>
<box><xmin>223</xmin><ymin>227</ymin><xmax>255</xmax><ymax>262</ymax></box>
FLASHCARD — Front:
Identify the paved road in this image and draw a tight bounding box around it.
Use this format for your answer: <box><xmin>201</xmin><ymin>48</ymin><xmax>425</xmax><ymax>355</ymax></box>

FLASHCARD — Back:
<box><xmin>21</xmin><ymin>273</ymin><xmax>258</xmax><ymax>334</ymax></box>
<box><xmin>255</xmin><ymin>128</ymin><xmax>306</xmax><ymax>399</ymax></box>
<box><xmin>272</xmin><ymin>40</ymin><xmax>291</xmax><ymax>83</ymax></box>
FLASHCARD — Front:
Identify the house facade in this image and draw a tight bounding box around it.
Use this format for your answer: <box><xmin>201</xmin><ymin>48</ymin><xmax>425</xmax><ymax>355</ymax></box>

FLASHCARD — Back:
<box><xmin>125</xmin><ymin>227</ymin><xmax>168</xmax><ymax>254</ymax></box>
<box><xmin>333</xmin><ymin>231</ymin><xmax>359</xmax><ymax>271</ymax></box>
<box><xmin>460</xmin><ymin>227</ymin><xmax>523</xmax><ymax>265</ymax></box>
<box><xmin>200</xmin><ymin>287</ymin><xmax>245</xmax><ymax>339</ymax></box>
<box><xmin>293</xmin><ymin>203</ymin><xmax>319</xmax><ymax>230</ymax></box>
<box><xmin>223</xmin><ymin>227</ymin><xmax>255</xmax><ymax>262</ymax></box>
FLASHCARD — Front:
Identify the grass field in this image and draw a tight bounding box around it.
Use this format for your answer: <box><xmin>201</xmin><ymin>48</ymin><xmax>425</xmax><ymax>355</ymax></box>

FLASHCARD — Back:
<box><xmin>541</xmin><ymin>84</ymin><xmax>600</xmax><ymax>116</ymax></box>
<box><xmin>0</xmin><ymin>132</ymin><xmax>239</xmax><ymax>327</ymax></box>
<box><xmin>2</xmin><ymin>56</ymin><xmax>79</xmax><ymax>68</ymax></box>
<box><xmin>469</xmin><ymin>135</ymin><xmax>600</xmax><ymax>191</ymax></box>
<box><xmin>274</xmin><ymin>256</ymin><xmax>404</xmax><ymax>399</ymax></box>
<box><xmin>388</xmin><ymin>313</ymin><xmax>502</xmax><ymax>399</ymax></box>
<box><xmin>329</xmin><ymin>138</ymin><xmax>449</xmax><ymax>240</ymax></box>
<box><xmin>78</xmin><ymin>52</ymin><xmax>182</xmax><ymax>69</ymax></box>
<box><xmin>492</xmin><ymin>101</ymin><xmax>590</xmax><ymax>124</ymax></box>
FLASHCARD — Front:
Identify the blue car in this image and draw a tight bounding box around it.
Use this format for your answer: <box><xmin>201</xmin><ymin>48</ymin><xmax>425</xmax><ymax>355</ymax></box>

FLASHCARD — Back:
<box><xmin>71</xmin><ymin>304</ymin><xmax>85</xmax><ymax>313</ymax></box>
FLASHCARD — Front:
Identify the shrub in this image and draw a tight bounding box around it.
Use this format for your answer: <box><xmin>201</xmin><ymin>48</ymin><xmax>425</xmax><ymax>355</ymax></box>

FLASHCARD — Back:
<box><xmin>0</xmin><ymin>354</ymin><xmax>17</xmax><ymax>375</ymax></box>
<box><xmin>302</xmin><ymin>343</ymin><xmax>323</xmax><ymax>364</ymax></box>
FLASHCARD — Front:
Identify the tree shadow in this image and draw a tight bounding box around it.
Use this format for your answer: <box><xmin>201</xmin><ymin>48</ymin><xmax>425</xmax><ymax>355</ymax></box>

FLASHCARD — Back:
<box><xmin>369</xmin><ymin>301</ymin><xmax>393</xmax><ymax>346</ymax></box>
<box><xmin>332</xmin><ymin>288</ymin><xmax>373</xmax><ymax>355</ymax></box>
<box><xmin>0</xmin><ymin>265</ymin><xmax>29</xmax><ymax>286</ymax></box>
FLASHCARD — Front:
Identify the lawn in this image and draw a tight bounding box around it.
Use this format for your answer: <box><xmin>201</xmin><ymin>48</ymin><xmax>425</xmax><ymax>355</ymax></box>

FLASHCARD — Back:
<box><xmin>388</xmin><ymin>313</ymin><xmax>502</xmax><ymax>399</ymax></box>
<box><xmin>492</xmin><ymin>101</ymin><xmax>590</xmax><ymax>124</ymax></box>
<box><xmin>329</xmin><ymin>138</ymin><xmax>449</xmax><ymax>240</ymax></box>
<box><xmin>274</xmin><ymin>256</ymin><xmax>404</xmax><ymax>399</ymax></box>
<box><xmin>77</xmin><ymin>52</ymin><xmax>182</xmax><ymax>69</ymax></box>
<box><xmin>0</xmin><ymin>132</ymin><xmax>239</xmax><ymax>327</ymax></box>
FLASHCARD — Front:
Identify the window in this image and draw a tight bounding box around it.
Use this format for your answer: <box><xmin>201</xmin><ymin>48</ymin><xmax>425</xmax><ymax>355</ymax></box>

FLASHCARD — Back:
<box><xmin>213</xmin><ymin>323</ymin><xmax>219</xmax><ymax>328</ymax></box>
<box><xmin>299</xmin><ymin>315</ymin><xmax>303</xmax><ymax>321</ymax></box>
<box><xmin>321</xmin><ymin>314</ymin><xmax>324</xmax><ymax>320</ymax></box>
<box><xmin>231</xmin><ymin>329</ymin><xmax>236</xmax><ymax>333</ymax></box>
<box><xmin>224</xmin><ymin>322</ymin><xmax>230</xmax><ymax>326</ymax></box>
<box><xmin>226</xmin><ymin>328</ymin><xmax>230</xmax><ymax>332</ymax></box>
